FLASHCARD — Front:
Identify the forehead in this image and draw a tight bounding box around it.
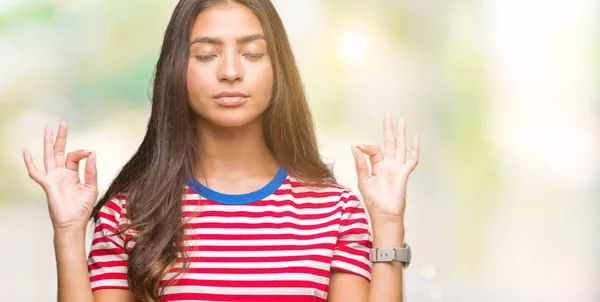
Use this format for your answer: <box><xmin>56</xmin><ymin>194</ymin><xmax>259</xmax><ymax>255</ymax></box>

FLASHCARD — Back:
<box><xmin>190</xmin><ymin>3</ymin><xmax>265</xmax><ymax>39</ymax></box>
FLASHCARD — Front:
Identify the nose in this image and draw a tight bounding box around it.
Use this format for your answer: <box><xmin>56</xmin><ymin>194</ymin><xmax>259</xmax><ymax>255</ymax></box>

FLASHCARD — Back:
<box><xmin>218</xmin><ymin>51</ymin><xmax>243</xmax><ymax>83</ymax></box>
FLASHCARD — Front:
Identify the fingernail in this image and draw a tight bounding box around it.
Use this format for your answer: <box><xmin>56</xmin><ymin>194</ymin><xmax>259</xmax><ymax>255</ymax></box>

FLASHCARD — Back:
<box><xmin>84</xmin><ymin>149</ymin><xmax>94</xmax><ymax>153</ymax></box>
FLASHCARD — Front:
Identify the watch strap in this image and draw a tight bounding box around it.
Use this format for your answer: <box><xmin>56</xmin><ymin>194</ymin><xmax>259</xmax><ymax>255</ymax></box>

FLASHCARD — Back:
<box><xmin>369</xmin><ymin>243</ymin><xmax>411</xmax><ymax>267</ymax></box>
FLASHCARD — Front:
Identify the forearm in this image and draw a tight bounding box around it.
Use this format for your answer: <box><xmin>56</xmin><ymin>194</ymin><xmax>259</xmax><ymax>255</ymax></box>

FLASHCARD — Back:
<box><xmin>368</xmin><ymin>216</ymin><xmax>405</xmax><ymax>302</ymax></box>
<box><xmin>54</xmin><ymin>227</ymin><xmax>95</xmax><ymax>302</ymax></box>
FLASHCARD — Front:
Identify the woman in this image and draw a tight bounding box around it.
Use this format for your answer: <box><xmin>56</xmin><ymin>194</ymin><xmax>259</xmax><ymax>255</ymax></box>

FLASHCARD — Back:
<box><xmin>22</xmin><ymin>0</ymin><xmax>419</xmax><ymax>301</ymax></box>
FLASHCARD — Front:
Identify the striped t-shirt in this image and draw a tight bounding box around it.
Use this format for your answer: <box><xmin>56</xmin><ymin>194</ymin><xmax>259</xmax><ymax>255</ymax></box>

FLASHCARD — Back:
<box><xmin>87</xmin><ymin>167</ymin><xmax>373</xmax><ymax>301</ymax></box>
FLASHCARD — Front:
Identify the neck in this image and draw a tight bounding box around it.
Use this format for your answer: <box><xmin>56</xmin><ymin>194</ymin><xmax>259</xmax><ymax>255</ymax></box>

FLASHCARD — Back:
<box><xmin>194</xmin><ymin>115</ymin><xmax>280</xmax><ymax>181</ymax></box>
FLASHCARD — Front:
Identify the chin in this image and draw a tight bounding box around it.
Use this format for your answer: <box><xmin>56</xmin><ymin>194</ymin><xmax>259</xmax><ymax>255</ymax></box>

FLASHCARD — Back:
<box><xmin>201</xmin><ymin>109</ymin><xmax>263</xmax><ymax>128</ymax></box>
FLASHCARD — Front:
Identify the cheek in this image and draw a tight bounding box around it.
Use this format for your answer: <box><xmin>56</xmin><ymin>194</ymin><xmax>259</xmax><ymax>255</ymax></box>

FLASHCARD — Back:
<box><xmin>186</xmin><ymin>63</ymin><xmax>211</xmax><ymax>99</ymax></box>
<box><xmin>253</xmin><ymin>65</ymin><xmax>274</xmax><ymax>100</ymax></box>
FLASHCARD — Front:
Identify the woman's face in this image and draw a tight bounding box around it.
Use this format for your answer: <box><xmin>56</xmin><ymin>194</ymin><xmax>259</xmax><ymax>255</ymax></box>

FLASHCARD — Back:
<box><xmin>186</xmin><ymin>3</ymin><xmax>274</xmax><ymax>128</ymax></box>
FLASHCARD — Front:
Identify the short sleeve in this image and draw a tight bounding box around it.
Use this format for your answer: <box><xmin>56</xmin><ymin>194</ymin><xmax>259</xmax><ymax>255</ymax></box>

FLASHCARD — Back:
<box><xmin>330</xmin><ymin>189</ymin><xmax>373</xmax><ymax>281</ymax></box>
<box><xmin>87</xmin><ymin>195</ymin><xmax>130</xmax><ymax>291</ymax></box>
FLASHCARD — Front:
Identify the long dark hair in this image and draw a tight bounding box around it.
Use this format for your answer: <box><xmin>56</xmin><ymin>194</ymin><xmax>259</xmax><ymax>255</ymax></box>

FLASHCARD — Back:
<box><xmin>90</xmin><ymin>0</ymin><xmax>336</xmax><ymax>300</ymax></box>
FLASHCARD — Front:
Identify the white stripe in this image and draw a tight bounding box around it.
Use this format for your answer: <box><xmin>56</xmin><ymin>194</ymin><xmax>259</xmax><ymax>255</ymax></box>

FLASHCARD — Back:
<box><xmin>174</xmin><ymin>259</ymin><xmax>332</xmax><ymax>271</ymax></box>
<box><xmin>182</xmin><ymin>203</ymin><xmax>344</xmax><ymax>215</ymax></box>
<box><xmin>162</xmin><ymin>272</ymin><xmax>329</xmax><ymax>284</ymax></box>
<box><xmin>339</xmin><ymin>221</ymin><xmax>370</xmax><ymax>232</ymax></box>
<box><xmin>331</xmin><ymin>260</ymin><xmax>371</xmax><ymax>280</ymax></box>
<box><xmin>90</xmin><ymin>279</ymin><xmax>128</xmax><ymax>289</ymax></box>
<box><xmin>337</xmin><ymin>233</ymin><xmax>370</xmax><ymax>241</ymax></box>
<box><xmin>185</xmin><ymin>181</ymin><xmax>347</xmax><ymax>195</ymax></box>
<box><xmin>183</xmin><ymin>223</ymin><xmax>339</xmax><ymax>235</ymax></box>
<box><xmin>182</xmin><ymin>248</ymin><xmax>334</xmax><ymax>258</ymax></box>
<box><xmin>89</xmin><ymin>238</ymin><xmax>125</xmax><ymax>251</ymax></box>
<box><xmin>334</xmin><ymin>250</ymin><xmax>370</xmax><ymax>264</ymax></box>
<box><xmin>162</xmin><ymin>285</ymin><xmax>328</xmax><ymax>299</ymax></box>
<box><xmin>182</xmin><ymin>191</ymin><xmax>347</xmax><ymax>204</ymax></box>
<box><xmin>184</xmin><ymin>213</ymin><xmax>342</xmax><ymax>225</ymax></box>
<box><xmin>87</xmin><ymin>254</ymin><xmax>127</xmax><ymax>263</ymax></box>
<box><xmin>183</xmin><ymin>237</ymin><xmax>336</xmax><ymax>247</ymax></box>
<box><xmin>89</xmin><ymin>265</ymin><xmax>127</xmax><ymax>275</ymax></box>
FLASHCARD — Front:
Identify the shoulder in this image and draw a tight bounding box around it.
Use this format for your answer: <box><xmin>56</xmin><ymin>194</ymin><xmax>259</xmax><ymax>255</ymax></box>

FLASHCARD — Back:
<box><xmin>97</xmin><ymin>194</ymin><xmax>127</xmax><ymax>219</ymax></box>
<box><xmin>284</xmin><ymin>176</ymin><xmax>362</xmax><ymax>207</ymax></box>
<box><xmin>94</xmin><ymin>193</ymin><xmax>129</xmax><ymax>235</ymax></box>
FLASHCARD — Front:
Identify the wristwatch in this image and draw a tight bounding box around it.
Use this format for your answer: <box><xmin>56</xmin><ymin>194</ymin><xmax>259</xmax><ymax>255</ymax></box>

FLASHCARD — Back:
<box><xmin>369</xmin><ymin>243</ymin><xmax>411</xmax><ymax>268</ymax></box>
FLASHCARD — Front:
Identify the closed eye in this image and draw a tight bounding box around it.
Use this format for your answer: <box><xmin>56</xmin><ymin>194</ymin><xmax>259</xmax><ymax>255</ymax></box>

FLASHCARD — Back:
<box><xmin>244</xmin><ymin>53</ymin><xmax>265</xmax><ymax>60</ymax></box>
<box><xmin>195</xmin><ymin>55</ymin><xmax>216</xmax><ymax>61</ymax></box>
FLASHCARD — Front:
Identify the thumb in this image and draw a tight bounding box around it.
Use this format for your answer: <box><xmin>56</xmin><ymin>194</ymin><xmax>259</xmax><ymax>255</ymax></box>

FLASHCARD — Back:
<box><xmin>351</xmin><ymin>146</ymin><xmax>369</xmax><ymax>186</ymax></box>
<box><xmin>84</xmin><ymin>151</ymin><xmax>98</xmax><ymax>193</ymax></box>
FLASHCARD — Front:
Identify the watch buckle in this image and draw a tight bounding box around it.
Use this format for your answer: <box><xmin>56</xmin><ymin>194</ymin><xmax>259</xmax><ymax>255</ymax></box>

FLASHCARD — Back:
<box><xmin>377</xmin><ymin>248</ymin><xmax>395</xmax><ymax>261</ymax></box>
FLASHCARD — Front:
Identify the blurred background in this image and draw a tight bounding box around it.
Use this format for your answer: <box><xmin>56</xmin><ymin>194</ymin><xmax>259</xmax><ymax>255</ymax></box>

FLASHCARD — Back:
<box><xmin>0</xmin><ymin>0</ymin><xmax>598</xmax><ymax>301</ymax></box>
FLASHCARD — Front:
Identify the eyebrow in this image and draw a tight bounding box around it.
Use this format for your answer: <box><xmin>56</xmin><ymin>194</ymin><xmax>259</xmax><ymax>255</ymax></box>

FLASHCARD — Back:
<box><xmin>190</xmin><ymin>34</ymin><xmax>266</xmax><ymax>46</ymax></box>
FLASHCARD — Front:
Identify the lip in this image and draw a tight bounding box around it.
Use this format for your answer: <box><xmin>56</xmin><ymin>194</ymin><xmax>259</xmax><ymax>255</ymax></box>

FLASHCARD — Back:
<box><xmin>214</xmin><ymin>91</ymin><xmax>249</xmax><ymax>98</ymax></box>
<box><xmin>213</xmin><ymin>96</ymin><xmax>248</xmax><ymax>107</ymax></box>
<box><xmin>213</xmin><ymin>91</ymin><xmax>249</xmax><ymax>107</ymax></box>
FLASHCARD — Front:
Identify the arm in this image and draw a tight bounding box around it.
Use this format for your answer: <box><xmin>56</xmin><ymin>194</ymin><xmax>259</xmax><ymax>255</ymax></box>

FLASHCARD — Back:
<box><xmin>22</xmin><ymin>121</ymin><xmax>135</xmax><ymax>302</ymax></box>
<box><xmin>54</xmin><ymin>227</ymin><xmax>95</xmax><ymax>302</ymax></box>
<box><xmin>54</xmin><ymin>229</ymin><xmax>137</xmax><ymax>302</ymax></box>
<box><xmin>54</xmin><ymin>227</ymin><xmax>136</xmax><ymax>302</ymax></box>
<box><xmin>329</xmin><ymin>113</ymin><xmax>419</xmax><ymax>302</ymax></box>
<box><xmin>368</xmin><ymin>217</ymin><xmax>406</xmax><ymax>302</ymax></box>
<box><xmin>328</xmin><ymin>218</ymin><xmax>405</xmax><ymax>302</ymax></box>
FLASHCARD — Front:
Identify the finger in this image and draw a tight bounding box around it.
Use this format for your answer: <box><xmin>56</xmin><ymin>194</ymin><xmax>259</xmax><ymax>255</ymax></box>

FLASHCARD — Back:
<box><xmin>22</xmin><ymin>148</ymin><xmax>45</xmax><ymax>186</ymax></box>
<box><xmin>383</xmin><ymin>112</ymin><xmax>395</xmax><ymax>158</ymax></box>
<box><xmin>44</xmin><ymin>127</ymin><xmax>56</xmax><ymax>172</ymax></box>
<box><xmin>84</xmin><ymin>151</ymin><xmax>98</xmax><ymax>192</ymax></box>
<box><xmin>404</xmin><ymin>133</ymin><xmax>420</xmax><ymax>173</ymax></box>
<box><xmin>65</xmin><ymin>149</ymin><xmax>93</xmax><ymax>172</ymax></box>
<box><xmin>351</xmin><ymin>146</ymin><xmax>369</xmax><ymax>186</ymax></box>
<box><xmin>54</xmin><ymin>121</ymin><xmax>68</xmax><ymax>168</ymax></box>
<box><xmin>356</xmin><ymin>144</ymin><xmax>384</xmax><ymax>166</ymax></box>
<box><xmin>395</xmin><ymin>117</ymin><xmax>406</xmax><ymax>162</ymax></box>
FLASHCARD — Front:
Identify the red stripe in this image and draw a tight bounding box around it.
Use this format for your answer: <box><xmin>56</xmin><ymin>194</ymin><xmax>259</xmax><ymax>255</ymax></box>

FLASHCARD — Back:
<box><xmin>335</xmin><ymin>244</ymin><xmax>371</xmax><ymax>258</ymax></box>
<box><xmin>88</xmin><ymin>260</ymin><xmax>127</xmax><ymax>271</ymax></box>
<box><xmin>182</xmin><ymin>198</ymin><xmax>342</xmax><ymax>210</ymax></box>
<box><xmin>107</xmin><ymin>198</ymin><xmax>123</xmax><ymax>211</ymax></box>
<box><xmin>90</xmin><ymin>233</ymin><xmax>125</xmax><ymax>248</ymax></box>
<box><xmin>91</xmin><ymin>285</ymin><xmax>129</xmax><ymax>291</ymax></box>
<box><xmin>183</xmin><ymin>230</ymin><xmax>338</xmax><ymax>241</ymax></box>
<box><xmin>89</xmin><ymin>272</ymin><xmax>127</xmax><ymax>282</ymax></box>
<box><xmin>170</xmin><ymin>266</ymin><xmax>330</xmax><ymax>277</ymax></box>
<box><xmin>181</xmin><ymin>242</ymin><xmax>335</xmax><ymax>252</ymax></box>
<box><xmin>93</xmin><ymin>223</ymin><xmax>120</xmax><ymax>236</ymax></box>
<box><xmin>88</xmin><ymin>247</ymin><xmax>127</xmax><ymax>258</ymax></box>
<box><xmin>160</xmin><ymin>278</ymin><xmax>329</xmax><ymax>292</ymax></box>
<box><xmin>339</xmin><ymin>217</ymin><xmax>369</xmax><ymax>228</ymax></box>
<box><xmin>332</xmin><ymin>254</ymin><xmax>371</xmax><ymax>273</ymax></box>
<box><xmin>183</xmin><ymin>208</ymin><xmax>342</xmax><ymax>220</ymax></box>
<box><xmin>271</xmin><ymin>189</ymin><xmax>342</xmax><ymax>199</ymax></box>
<box><xmin>98</xmin><ymin>211</ymin><xmax>118</xmax><ymax>225</ymax></box>
<box><xmin>185</xmin><ymin>219</ymin><xmax>339</xmax><ymax>230</ymax></box>
<box><xmin>330</xmin><ymin>266</ymin><xmax>371</xmax><ymax>282</ymax></box>
<box><xmin>162</xmin><ymin>293</ymin><xmax>326</xmax><ymax>302</ymax></box>
<box><xmin>181</xmin><ymin>254</ymin><xmax>332</xmax><ymax>263</ymax></box>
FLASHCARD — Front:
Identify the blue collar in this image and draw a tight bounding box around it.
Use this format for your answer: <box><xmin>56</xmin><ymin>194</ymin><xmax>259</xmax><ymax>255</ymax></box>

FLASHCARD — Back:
<box><xmin>187</xmin><ymin>166</ymin><xmax>288</xmax><ymax>205</ymax></box>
